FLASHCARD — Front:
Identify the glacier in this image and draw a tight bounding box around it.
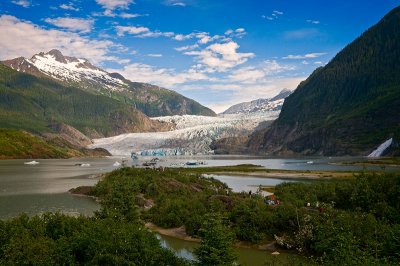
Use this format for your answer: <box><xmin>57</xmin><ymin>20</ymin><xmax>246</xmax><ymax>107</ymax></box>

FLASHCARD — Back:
<box><xmin>88</xmin><ymin>112</ymin><xmax>279</xmax><ymax>156</ymax></box>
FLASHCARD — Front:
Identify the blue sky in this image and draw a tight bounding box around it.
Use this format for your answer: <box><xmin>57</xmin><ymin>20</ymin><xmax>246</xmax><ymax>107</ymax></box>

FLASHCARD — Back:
<box><xmin>0</xmin><ymin>0</ymin><xmax>398</xmax><ymax>112</ymax></box>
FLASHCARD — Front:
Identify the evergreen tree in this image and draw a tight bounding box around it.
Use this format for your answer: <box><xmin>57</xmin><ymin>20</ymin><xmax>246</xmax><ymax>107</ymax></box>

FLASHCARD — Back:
<box><xmin>194</xmin><ymin>213</ymin><xmax>237</xmax><ymax>266</ymax></box>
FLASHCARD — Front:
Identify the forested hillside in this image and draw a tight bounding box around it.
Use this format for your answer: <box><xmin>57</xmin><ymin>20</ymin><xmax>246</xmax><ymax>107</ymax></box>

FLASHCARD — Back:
<box><xmin>0</xmin><ymin>64</ymin><xmax>170</xmax><ymax>138</ymax></box>
<box><xmin>250</xmin><ymin>6</ymin><xmax>400</xmax><ymax>155</ymax></box>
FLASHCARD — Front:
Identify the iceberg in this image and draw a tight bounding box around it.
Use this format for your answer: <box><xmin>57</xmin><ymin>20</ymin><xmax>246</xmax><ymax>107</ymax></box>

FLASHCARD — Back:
<box><xmin>24</xmin><ymin>160</ymin><xmax>40</xmax><ymax>165</ymax></box>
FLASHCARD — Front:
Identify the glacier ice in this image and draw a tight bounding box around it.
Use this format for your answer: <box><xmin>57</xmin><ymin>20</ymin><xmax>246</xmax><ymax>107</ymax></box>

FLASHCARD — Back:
<box><xmin>89</xmin><ymin>112</ymin><xmax>279</xmax><ymax>156</ymax></box>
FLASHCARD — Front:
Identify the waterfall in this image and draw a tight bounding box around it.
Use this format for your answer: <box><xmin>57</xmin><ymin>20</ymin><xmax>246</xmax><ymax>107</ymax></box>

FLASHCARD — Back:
<box><xmin>367</xmin><ymin>138</ymin><xmax>393</xmax><ymax>158</ymax></box>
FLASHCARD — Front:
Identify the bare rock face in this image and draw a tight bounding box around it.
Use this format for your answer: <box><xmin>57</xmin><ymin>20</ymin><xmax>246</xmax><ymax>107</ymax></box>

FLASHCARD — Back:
<box><xmin>47</xmin><ymin>123</ymin><xmax>93</xmax><ymax>147</ymax></box>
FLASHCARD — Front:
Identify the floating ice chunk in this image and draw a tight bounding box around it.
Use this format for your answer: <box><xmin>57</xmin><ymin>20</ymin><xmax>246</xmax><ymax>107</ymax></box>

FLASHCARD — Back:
<box><xmin>24</xmin><ymin>160</ymin><xmax>40</xmax><ymax>165</ymax></box>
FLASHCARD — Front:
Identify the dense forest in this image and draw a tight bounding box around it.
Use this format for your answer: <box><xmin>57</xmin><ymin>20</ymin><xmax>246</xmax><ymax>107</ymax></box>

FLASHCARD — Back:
<box><xmin>251</xmin><ymin>6</ymin><xmax>400</xmax><ymax>155</ymax></box>
<box><xmin>2</xmin><ymin>167</ymin><xmax>397</xmax><ymax>265</ymax></box>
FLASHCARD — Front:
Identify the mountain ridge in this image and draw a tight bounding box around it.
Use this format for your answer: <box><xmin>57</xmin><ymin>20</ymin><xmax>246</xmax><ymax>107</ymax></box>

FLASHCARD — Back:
<box><xmin>222</xmin><ymin>89</ymin><xmax>292</xmax><ymax>115</ymax></box>
<box><xmin>2</xmin><ymin>50</ymin><xmax>216</xmax><ymax>117</ymax></box>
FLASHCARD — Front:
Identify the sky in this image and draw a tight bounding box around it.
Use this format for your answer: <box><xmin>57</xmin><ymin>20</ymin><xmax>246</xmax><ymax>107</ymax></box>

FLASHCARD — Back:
<box><xmin>0</xmin><ymin>0</ymin><xmax>399</xmax><ymax>113</ymax></box>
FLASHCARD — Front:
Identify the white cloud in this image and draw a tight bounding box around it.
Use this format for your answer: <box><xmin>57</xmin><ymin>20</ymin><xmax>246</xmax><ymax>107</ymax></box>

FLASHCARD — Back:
<box><xmin>45</xmin><ymin>17</ymin><xmax>94</xmax><ymax>33</ymax></box>
<box><xmin>60</xmin><ymin>3</ymin><xmax>79</xmax><ymax>11</ymax></box>
<box><xmin>147</xmin><ymin>54</ymin><xmax>162</xmax><ymax>57</ymax></box>
<box><xmin>164</xmin><ymin>0</ymin><xmax>187</xmax><ymax>6</ymax></box>
<box><xmin>95</xmin><ymin>0</ymin><xmax>134</xmax><ymax>11</ymax></box>
<box><xmin>283</xmin><ymin>52</ymin><xmax>326</xmax><ymax>59</ymax></box>
<box><xmin>184</xmin><ymin>41</ymin><xmax>255</xmax><ymax>72</ymax></box>
<box><xmin>227</xmin><ymin>67</ymin><xmax>265</xmax><ymax>84</ymax></box>
<box><xmin>224</xmin><ymin>29</ymin><xmax>233</xmax><ymax>35</ymax></box>
<box><xmin>119</xmin><ymin>13</ymin><xmax>147</xmax><ymax>18</ymax></box>
<box><xmin>174</xmin><ymin>44</ymin><xmax>199</xmax><ymax>51</ymax></box>
<box><xmin>115</xmin><ymin>25</ymin><xmax>174</xmax><ymax>38</ymax></box>
<box><xmin>0</xmin><ymin>15</ymin><xmax>121</xmax><ymax>64</ymax></box>
<box><xmin>116</xmin><ymin>25</ymin><xmax>149</xmax><ymax>36</ymax></box>
<box><xmin>172</xmin><ymin>2</ymin><xmax>186</xmax><ymax>6</ymax></box>
<box><xmin>11</xmin><ymin>0</ymin><xmax>31</xmax><ymax>8</ymax></box>
<box><xmin>306</xmin><ymin>19</ymin><xmax>320</xmax><ymax>24</ymax></box>
<box><xmin>110</xmin><ymin>63</ymin><xmax>209</xmax><ymax>88</ymax></box>
<box><xmin>262</xmin><ymin>10</ymin><xmax>283</xmax><ymax>21</ymax></box>
<box><xmin>224</xmin><ymin>28</ymin><xmax>246</xmax><ymax>38</ymax></box>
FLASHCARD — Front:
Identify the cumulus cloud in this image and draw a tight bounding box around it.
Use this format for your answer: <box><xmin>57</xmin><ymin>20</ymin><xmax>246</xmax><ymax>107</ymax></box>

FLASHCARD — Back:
<box><xmin>45</xmin><ymin>17</ymin><xmax>94</xmax><ymax>33</ymax></box>
<box><xmin>95</xmin><ymin>0</ymin><xmax>134</xmax><ymax>11</ymax></box>
<box><xmin>283</xmin><ymin>52</ymin><xmax>326</xmax><ymax>59</ymax></box>
<box><xmin>115</xmin><ymin>25</ymin><xmax>174</xmax><ymax>38</ymax></box>
<box><xmin>110</xmin><ymin>63</ymin><xmax>209</xmax><ymax>88</ymax></box>
<box><xmin>0</xmin><ymin>15</ymin><xmax>121</xmax><ymax>64</ymax></box>
<box><xmin>11</xmin><ymin>0</ymin><xmax>31</xmax><ymax>8</ymax></box>
<box><xmin>184</xmin><ymin>41</ymin><xmax>255</xmax><ymax>72</ymax></box>
<box><xmin>116</xmin><ymin>26</ymin><xmax>149</xmax><ymax>36</ymax></box>
<box><xmin>60</xmin><ymin>3</ymin><xmax>79</xmax><ymax>11</ymax></box>
<box><xmin>227</xmin><ymin>67</ymin><xmax>265</xmax><ymax>84</ymax></box>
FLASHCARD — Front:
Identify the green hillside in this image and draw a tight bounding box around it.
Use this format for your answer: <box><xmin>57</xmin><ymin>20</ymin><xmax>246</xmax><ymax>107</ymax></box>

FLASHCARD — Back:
<box><xmin>253</xmin><ymin>6</ymin><xmax>400</xmax><ymax>155</ymax></box>
<box><xmin>0</xmin><ymin>64</ymin><xmax>162</xmax><ymax>138</ymax></box>
<box><xmin>0</xmin><ymin>129</ymin><xmax>70</xmax><ymax>159</ymax></box>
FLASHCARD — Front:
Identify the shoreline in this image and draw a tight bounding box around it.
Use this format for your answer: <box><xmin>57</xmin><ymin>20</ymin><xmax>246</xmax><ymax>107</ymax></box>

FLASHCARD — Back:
<box><xmin>145</xmin><ymin>222</ymin><xmax>278</xmax><ymax>251</ymax></box>
<box><xmin>206</xmin><ymin>170</ymin><xmax>357</xmax><ymax>180</ymax></box>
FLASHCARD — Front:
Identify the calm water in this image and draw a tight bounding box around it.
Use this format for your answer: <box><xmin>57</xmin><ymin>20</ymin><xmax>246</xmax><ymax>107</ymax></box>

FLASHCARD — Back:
<box><xmin>0</xmin><ymin>155</ymin><xmax>397</xmax><ymax>218</ymax></box>
<box><xmin>158</xmin><ymin>234</ymin><xmax>302</xmax><ymax>266</ymax></box>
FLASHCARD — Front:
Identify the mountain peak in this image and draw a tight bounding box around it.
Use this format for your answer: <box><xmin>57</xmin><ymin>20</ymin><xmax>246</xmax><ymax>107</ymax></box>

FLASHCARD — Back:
<box><xmin>38</xmin><ymin>49</ymin><xmax>68</xmax><ymax>63</ymax></box>
<box><xmin>222</xmin><ymin>89</ymin><xmax>292</xmax><ymax>114</ymax></box>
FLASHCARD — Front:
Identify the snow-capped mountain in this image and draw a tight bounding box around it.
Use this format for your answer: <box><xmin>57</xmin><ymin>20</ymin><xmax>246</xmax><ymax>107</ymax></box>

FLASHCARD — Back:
<box><xmin>1</xmin><ymin>50</ymin><xmax>215</xmax><ymax>117</ymax></box>
<box><xmin>89</xmin><ymin>112</ymin><xmax>279</xmax><ymax>155</ymax></box>
<box><xmin>222</xmin><ymin>89</ymin><xmax>292</xmax><ymax>114</ymax></box>
<box><xmin>2</xmin><ymin>49</ymin><xmax>127</xmax><ymax>92</ymax></box>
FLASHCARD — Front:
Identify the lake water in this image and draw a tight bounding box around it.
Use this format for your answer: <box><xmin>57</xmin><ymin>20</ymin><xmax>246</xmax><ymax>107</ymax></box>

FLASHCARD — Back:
<box><xmin>0</xmin><ymin>155</ymin><xmax>396</xmax><ymax>265</ymax></box>
<box><xmin>1</xmin><ymin>155</ymin><xmax>397</xmax><ymax>217</ymax></box>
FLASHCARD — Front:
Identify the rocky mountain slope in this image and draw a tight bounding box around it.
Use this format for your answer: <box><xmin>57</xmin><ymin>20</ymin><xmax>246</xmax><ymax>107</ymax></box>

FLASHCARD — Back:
<box><xmin>2</xmin><ymin>50</ymin><xmax>215</xmax><ymax>117</ymax></box>
<box><xmin>249</xmin><ymin>6</ymin><xmax>400</xmax><ymax>156</ymax></box>
<box><xmin>222</xmin><ymin>89</ymin><xmax>292</xmax><ymax>114</ymax></box>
